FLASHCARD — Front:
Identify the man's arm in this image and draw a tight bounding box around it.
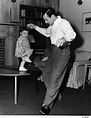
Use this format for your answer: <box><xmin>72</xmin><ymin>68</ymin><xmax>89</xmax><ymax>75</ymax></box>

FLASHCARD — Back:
<box><xmin>61</xmin><ymin>20</ymin><xmax>76</xmax><ymax>42</ymax></box>
<box><xmin>55</xmin><ymin>20</ymin><xmax>76</xmax><ymax>47</ymax></box>
<box><xmin>27</xmin><ymin>23</ymin><xmax>50</xmax><ymax>37</ymax></box>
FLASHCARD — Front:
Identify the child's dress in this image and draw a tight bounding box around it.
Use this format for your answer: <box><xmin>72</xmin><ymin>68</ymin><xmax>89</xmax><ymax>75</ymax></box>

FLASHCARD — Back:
<box><xmin>15</xmin><ymin>35</ymin><xmax>33</xmax><ymax>58</ymax></box>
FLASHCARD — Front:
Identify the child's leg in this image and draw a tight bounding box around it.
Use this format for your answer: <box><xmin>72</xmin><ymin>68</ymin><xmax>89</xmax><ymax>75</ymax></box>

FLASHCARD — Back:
<box><xmin>24</xmin><ymin>49</ymin><xmax>33</xmax><ymax>63</ymax></box>
<box><xmin>19</xmin><ymin>58</ymin><xmax>27</xmax><ymax>71</ymax></box>
<box><xmin>24</xmin><ymin>56</ymin><xmax>32</xmax><ymax>63</ymax></box>
<box><xmin>27</xmin><ymin>49</ymin><xmax>33</xmax><ymax>58</ymax></box>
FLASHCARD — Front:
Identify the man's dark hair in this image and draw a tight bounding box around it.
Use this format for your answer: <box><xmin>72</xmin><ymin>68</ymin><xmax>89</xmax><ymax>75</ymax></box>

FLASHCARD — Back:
<box><xmin>45</xmin><ymin>7</ymin><xmax>56</xmax><ymax>17</ymax></box>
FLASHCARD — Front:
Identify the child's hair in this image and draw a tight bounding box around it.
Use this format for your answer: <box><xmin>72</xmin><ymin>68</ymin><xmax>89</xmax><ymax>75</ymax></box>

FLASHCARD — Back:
<box><xmin>19</xmin><ymin>26</ymin><xmax>29</xmax><ymax>33</ymax></box>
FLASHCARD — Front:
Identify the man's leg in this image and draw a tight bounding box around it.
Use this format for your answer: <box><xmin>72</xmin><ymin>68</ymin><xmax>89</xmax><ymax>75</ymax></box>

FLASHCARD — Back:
<box><xmin>40</xmin><ymin>46</ymin><xmax>70</xmax><ymax>114</ymax></box>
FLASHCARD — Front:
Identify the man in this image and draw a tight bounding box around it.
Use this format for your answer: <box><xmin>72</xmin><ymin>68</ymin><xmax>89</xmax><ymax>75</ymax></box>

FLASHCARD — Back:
<box><xmin>27</xmin><ymin>7</ymin><xmax>76</xmax><ymax>115</ymax></box>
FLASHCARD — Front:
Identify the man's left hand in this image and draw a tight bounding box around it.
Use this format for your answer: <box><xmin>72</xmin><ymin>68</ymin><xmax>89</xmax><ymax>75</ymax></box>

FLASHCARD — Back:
<box><xmin>55</xmin><ymin>38</ymin><xmax>66</xmax><ymax>47</ymax></box>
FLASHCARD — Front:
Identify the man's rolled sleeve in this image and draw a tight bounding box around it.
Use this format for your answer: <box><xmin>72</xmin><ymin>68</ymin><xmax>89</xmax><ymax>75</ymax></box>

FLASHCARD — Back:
<box><xmin>35</xmin><ymin>26</ymin><xmax>50</xmax><ymax>37</ymax></box>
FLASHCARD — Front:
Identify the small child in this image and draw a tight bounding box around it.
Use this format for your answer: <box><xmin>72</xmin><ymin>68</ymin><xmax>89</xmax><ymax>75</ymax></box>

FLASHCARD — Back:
<box><xmin>15</xmin><ymin>26</ymin><xmax>33</xmax><ymax>71</ymax></box>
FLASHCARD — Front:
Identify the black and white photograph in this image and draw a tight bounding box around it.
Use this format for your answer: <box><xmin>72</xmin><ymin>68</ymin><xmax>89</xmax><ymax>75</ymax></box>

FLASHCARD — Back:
<box><xmin>0</xmin><ymin>0</ymin><xmax>91</xmax><ymax>118</ymax></box>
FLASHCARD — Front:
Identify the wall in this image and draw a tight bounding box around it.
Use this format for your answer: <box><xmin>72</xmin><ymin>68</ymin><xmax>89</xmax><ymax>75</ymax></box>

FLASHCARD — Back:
<box><xmin>0</xmin><ymin>0</ymin><xmax>23</xmax><ymax>66</ymax></box>
<box><xmin>59</xmin><ymin>0</ymin><xmax>91</xmax><ymax>51</ymax></box>
<box><xmin>0</xmin><ymin>0</ymin><xmax>36</xmax><ymax>66</ymax></box>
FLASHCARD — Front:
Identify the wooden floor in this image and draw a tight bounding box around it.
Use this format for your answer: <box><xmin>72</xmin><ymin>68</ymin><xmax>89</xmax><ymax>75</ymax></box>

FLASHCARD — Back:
<box><xmin>0</xmin><ymin>74</ymin><xmax>91</xmax><ymax>115</ymax></box>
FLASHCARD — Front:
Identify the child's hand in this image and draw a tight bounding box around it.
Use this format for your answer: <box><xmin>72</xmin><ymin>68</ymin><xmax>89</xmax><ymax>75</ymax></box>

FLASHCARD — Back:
<box><xmin>27</xmin><ymin>23</ymin><xmax>36</xmax><ymax>29</ymax></box>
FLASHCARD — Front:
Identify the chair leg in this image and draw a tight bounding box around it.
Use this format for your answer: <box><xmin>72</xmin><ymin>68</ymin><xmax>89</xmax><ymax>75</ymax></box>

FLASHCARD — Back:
<box><xmin>83</xmin><ymin>65</ymin><xmax>87</xmax><ymax>89</ymax></box>
<box><xmin>13</xmin><ymin>76</ymin><xmax>21</xmax><ymax>104</ymax></box>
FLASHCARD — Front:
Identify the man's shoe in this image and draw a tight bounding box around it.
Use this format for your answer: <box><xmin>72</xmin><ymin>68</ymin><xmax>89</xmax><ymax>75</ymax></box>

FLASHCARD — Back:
<box><xmin>40</xmin><ymin>105</ymin><xmax>50</xmax><ymax>115</ymax></box>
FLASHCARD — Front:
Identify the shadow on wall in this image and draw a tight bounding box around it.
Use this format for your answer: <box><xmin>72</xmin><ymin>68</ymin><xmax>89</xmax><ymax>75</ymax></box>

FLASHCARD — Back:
<box><xmin>57</xmin><ymin>11</ymin><xmax>84</xmax><ymax>64</ymax></box>
<box><xmin>70</xmin><ymin>24</ymin><xmax>84</xmax><ymax>51</ymax></box>
<box><xmin>69</xmin><ymin>23</ymin><xmax>84</xmax><ymax>63</ymax></box>
<box><xmin>57</xmin><ymin>11</ymin><xmax>84</xmax><ymax>51</ymax></box>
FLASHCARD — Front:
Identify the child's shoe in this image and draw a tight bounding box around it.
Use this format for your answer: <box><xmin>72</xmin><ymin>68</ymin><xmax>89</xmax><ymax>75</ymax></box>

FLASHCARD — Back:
<box><xmin>19</xmin><ymin>66</ymin><xmax>27</xmax><ymax>71</ymax></box>
<box><xmin>24</xmin><ymin>57</ymin><xmax>32</xmax><ymax>63</ymax></box>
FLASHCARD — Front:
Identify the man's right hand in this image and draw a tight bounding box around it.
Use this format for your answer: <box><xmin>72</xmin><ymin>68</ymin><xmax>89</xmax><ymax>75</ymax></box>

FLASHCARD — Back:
<box><xmin>27</xmin><ymin>23</ymin><xmax>36</xmax><ymax>29</ymax></box>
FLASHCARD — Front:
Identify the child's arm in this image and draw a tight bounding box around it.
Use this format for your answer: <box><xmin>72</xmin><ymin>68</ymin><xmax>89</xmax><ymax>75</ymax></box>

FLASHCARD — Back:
<box><xmin>22</xmin><ymin>49</ymin><xmax>33</xmax><ymax>57</ymax></box>
<box><xmin>18</xmin><ymin>39</ymin><xmax>25</xmax><ymax>53</ymax></box>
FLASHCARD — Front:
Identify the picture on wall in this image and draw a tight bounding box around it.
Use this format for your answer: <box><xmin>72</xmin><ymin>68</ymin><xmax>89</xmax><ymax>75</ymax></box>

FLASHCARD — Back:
<box><xmin>82</xmin><ymin>12</ymin><xmax>91</xmax><ymax>32</ymax></box>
